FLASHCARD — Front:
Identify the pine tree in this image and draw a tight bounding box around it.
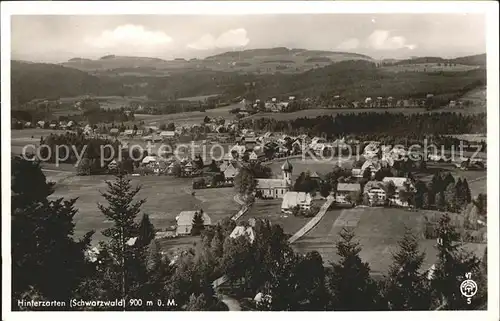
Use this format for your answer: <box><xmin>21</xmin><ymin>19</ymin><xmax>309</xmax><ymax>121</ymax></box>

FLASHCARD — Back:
<box><xmin>11</xmin><ymin>157</ymin><xmax>92</xmax><ymax>310</ymax></box>
<box><xmin>462</xmin><ymin>179</ymin><xmax>472</xmax><ymax>204</ymax></box>
<box><xmin>327</xmin><ymin>228</ymin><xmax>381</xmax><ymax>310</ymax></box>
<box><xmin>383</xmin><ymin>228</ymin><xmax>431</xmax><ymax>310</ymax></box>
<box><xmin>191</xmin><ymin>210</ymin><xmax>205</xmax><ymax>236</ymax></box>
<box><xmin>431</xmin><ymin>214</ymin><xmax>481</xmax><ymax>309</ymax></box>
<box><xmin>137</xmin><ymin>213</ymin><xmax>156</xmax><ymax>247</ymax></box>
<box><xmin>96</xmin><ymin>173</ymin><xmax>148</xmax><ymax>304</ymax></box>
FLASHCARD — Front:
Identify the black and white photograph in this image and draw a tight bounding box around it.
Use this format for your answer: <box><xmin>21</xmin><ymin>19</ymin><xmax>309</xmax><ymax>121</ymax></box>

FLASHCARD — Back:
<box><xmin>2</xmin><ymin>1</ymin><xmax>499</xmax><ymax>318</ymax></box>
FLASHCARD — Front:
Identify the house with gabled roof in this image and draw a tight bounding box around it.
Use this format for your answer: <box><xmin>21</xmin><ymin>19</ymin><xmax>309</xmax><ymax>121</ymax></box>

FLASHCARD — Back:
<box><xmin>335</xmin><ymin>183</ymin><xmax>361</xmax><ymax>205</ymax></box>
<box><xmin>176</xmin><ymin>211</ymin><xmax>212</xmax><ymax>235</ymax></box>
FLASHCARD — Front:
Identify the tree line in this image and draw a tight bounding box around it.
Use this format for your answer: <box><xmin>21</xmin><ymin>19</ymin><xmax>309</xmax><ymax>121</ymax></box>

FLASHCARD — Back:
<box><xmin>239</xmin><ymin>112</ymin><xmax>486</xmax><ymax>138</ymax></box>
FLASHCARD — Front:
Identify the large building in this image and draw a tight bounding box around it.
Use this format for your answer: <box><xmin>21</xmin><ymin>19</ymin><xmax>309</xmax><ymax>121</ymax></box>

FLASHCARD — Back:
<box><xmin>255</xmin><ymin>159</ymin><xmax>293</xmax><ymax>199</ymax></box>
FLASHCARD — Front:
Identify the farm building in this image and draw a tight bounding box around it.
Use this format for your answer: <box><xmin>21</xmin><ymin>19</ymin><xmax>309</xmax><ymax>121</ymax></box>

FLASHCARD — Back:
<box><xmin>175</xmin><ymin>211</ymin><xmax>212</xmax><ymax>235</ymax></box>
<box><xmin>335</xmin><ymin>183</ymin><xmax>362</xmax><ymax>205</ymax></box>
<box><xmin>281</xmin><ymin>192</ymin><xmax>313</xmax><ymax>213</ymax></box>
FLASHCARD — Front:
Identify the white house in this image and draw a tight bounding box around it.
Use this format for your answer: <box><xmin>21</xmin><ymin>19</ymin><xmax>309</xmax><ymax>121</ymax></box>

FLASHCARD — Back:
<box><xmin>281</xmin><ymin>192</ymin><xmax>313</xmax><ymax>213</ymax></box>
<box><xmin>364</xmin><ymin>182</ymin><xmax>387</xmax><ymax>206</ymax></box>
<box><xmin>223</xmin><ymin>163</ymin><xmax>239</xmax><ymax>182</ymax></box>
<box><xmin>160</xmin><ymin>131</ymin><xmax>176</xmax><ymax>138</ymax></box>
<box><xmin>176</xmin><ymin>211</ymin><xmax>212</xmax><ymax>235</ymax></box>
<box><xmin>335</xmin><ymin>183</ymin><xmax>361</xmax><ymax>205</ymax></box>
<box><xmin>229</xmin><ymin>225</ymin><xmax>256</xmax><ymax>243</ymax></box>
<box><xmin>249</xmin><ymin>150</ymin><xmax>265</xmax><ymax>161</ymax></box>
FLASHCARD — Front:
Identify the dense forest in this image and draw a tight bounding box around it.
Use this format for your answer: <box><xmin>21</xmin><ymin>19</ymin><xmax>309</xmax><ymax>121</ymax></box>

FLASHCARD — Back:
<box><xmin>12</xmin><ymin>58</ymin><xmax>486</xmax><ymax>107</ymax></box>
<box><xmin>239</xmin><ymin>112</ymin><xmax>486</xmax><ymax>138</ymax></box>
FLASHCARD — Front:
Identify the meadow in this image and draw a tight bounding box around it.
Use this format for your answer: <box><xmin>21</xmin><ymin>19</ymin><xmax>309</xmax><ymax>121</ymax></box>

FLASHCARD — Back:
<box><xmin>292</xmin><ymin>206</ymin><xmax>485</xmax><ymax>275</ymax></box>
<box><xmin>242</xmin><ymin>104</ymin><xmax>485</xmax><ymax>122</ymax></box>
<box><xmin>381</xmin><ymin>63</ymin><xmax>480</xmax><ymax>73</ymax></box>
<box><xmin>134</xmin><ymin>103</ymin><xmax>240</xmax><ymax>127</ymax></box>
<box><xmin>47</xmin><ymin>175</ymin><xmax>239</xmax><ymax>245</ymax></box>
<box><xmin>241</xmin><ymin>199</ymin><xmax>311</xmax><ymax>237</ymax></box>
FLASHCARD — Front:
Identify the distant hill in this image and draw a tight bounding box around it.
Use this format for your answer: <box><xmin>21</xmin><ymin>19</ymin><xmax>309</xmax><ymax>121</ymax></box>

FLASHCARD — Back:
<box><xmin>389</xmin><ymin>53</ymin><xmax>486</xmax><ymax>66</ymax></box>
<box><xmin>11</xmin><ymin>53</ymin><xmax>486</xmax><ymax>107</ymax></box>
<box><xmin>451</xmin><ymin>53</ymin><xmax>486</xmax><ymax>66</ymax></box>
<box><xmin>61</xmin><ymin>48</ymin><xmax>374</xmax><ymax>75</ymax></box>
<box><xmin>11</xmin><ymin>60</ymin><xmax>101</xmax><ymax>105</ymax></box>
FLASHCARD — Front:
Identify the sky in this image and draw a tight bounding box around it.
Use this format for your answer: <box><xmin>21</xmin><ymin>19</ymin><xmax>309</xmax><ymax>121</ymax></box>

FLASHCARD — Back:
<box><xmin>11</xmin><ymin>14</ymin><xmax>486</xmax><ymax>62</ymax></box>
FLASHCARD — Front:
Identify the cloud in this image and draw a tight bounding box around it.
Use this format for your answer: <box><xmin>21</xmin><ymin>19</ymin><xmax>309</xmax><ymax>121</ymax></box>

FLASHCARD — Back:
<box><xmin>187</xmin><ymin>28</ymin><xmax>250</xmax><ymax>50</ymax></box>
<box><xmin>187</xmin><ymin>34</ymin><xmax>217</xmax><ymax>50</ymax></box>
<box><xmin>336</xmin><ymin>38</ymin><xmax>360</xmax><ymax>50</ymax></box>
<box><xmin>365</xmin><ymin>30</ymin><xmax>416</xmax><ymax>50</ymax></box>
<box><xmin>84</xmin><ymin>24</ymin><xmax>173</xmax><ymax>48</ymax></box>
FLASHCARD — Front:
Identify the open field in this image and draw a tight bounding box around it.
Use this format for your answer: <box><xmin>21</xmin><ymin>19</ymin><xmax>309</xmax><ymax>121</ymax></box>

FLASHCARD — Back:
<box><xmin>293</xmin><ymin>206</ymin><xmax>486</xmax><ymax>274</ymax></box>
<box><xmin>59</xmin><ymin>95</ymin><xmax>148</xmax><ymax>106</ymax></box>
<box><xmin>47</xmin><ymin>175</ymin><xmax>238</xmax><ymax>244</ymax></box>
<box><xmin>134</xmin><ymin>103</ymin><xmax>240</xmax><ymax>126</ymax></box>
<box><xmin>268</xmin><ymin>158</ymin><xmax>354</xmax><ymax>178</ymax></box>
<box><xmin>294</xmin><ymin>207</ymin><xmax>428</xmax><ymax>273</ymax></box>
<box><xmin>242</xmin><ymin>105</ymin><xmax>485</xmax><ymax>122</ymax></box>
<box><xmin>241</xmin><ymin>199</ymin><xmax>311</xmax><ymax>237</ymax></box>
<box><xmin>178</xmin><ymin>94</ymin><xmax>221</xmax><ymax>102</ymax></box>
<box><xmin>460</xmin><ymin>86</ymin><xmax>486</xmax><ymax>103</ymax></box>
<box><xmin>381</xmin><ymin>63</ymin><xmax>480</xmax><ymax>73</ymax></box>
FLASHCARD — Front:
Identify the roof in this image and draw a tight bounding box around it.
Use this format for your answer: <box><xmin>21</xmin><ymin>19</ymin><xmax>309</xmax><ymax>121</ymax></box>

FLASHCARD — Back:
<box><xmin>142</xmin><ymin>156</ymin><xmax>158</xmax><ymax>164</ymax></box>
<box><xmin>309</xmin><ymin>171</ymin><xmax>320</xmax><ymax>179</ymax></box>
<box><xmin>176</xmin><ymin>211</ymin><xmax>212</xmax><ymax>226</ymax></box>
<box><xmin>281</xmin><ymin>159</ymin><xmax>293</xmax><ymax>172</ymax></box>
<box><xmin>256</xmin><ymin>178</ymin><xmax>289</xmax><ymax>190</ymax></box>
<box><xmin>281</xmin><ymin>192</ymin><xmax>312</xmax><ymax>209</ymax></box>
<box><xmin>124</xmin><ymin>129</ymin><xmax>134</xmax><ymax>135</ymax></box>
<box><xmin>109</xmin><ymin>128</ymin><xmax>119</xmax><ymax>133</ymax></box>
<box><xmin>337</xmin><ymin>183</ymin><xmax>361</xmax><ymax>192</ymax></box>
<box><xmin>160</xmin><ymin>131</ymin><xmax>176</xmax><ymax>137</ymax></box>
<box><xmin>364</xmin><ymin>181</ymin><xmax>387</xmax><ymax>193</ymax></box>
<box><xmin>382</xmin><ymin>177</ymin><xmax>410</xmax><ymax>189</ymax></box>
<box><xmin>229</xmin><ymin>226</ymin><xmax>255</xmax><ymax>243</ymax></box>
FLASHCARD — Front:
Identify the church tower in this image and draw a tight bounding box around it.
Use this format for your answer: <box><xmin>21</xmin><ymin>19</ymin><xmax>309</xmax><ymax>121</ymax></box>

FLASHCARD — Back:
<box><xmin>281</xmin><ymin>159</ymin><xmax>293</xmax><ymax>185</ymax></box>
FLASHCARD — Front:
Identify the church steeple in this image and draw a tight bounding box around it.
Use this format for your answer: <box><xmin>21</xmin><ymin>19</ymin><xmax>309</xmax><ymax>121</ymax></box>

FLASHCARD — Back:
<box><xmin>281</xmin><ymin>159</ymin><xmax>293</xmax><ymax>184</ymax></box>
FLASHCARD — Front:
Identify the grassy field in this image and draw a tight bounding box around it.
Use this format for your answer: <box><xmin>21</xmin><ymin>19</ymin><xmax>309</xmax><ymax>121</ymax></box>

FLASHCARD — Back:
<box><xmin>241</xmin><ymin>199</ymin><xmax>311</xmax><ymax>237</ymax></box>
<box><xmin>242</xmin><ymin>105</ymin><xmax>485</xmax><ymax>122</ymax></box>
<box><xmin>293</xmin><ymin>207</ymin><xmax>428</xmax><ymax>273</ymax></box>
<box><xmin>58</xmin><ymin>95</ymin><xmax>149</xmax><ymax>110</ymax></box>
<box><xmin>381</xmin><ymin>63</ymin><xmax>480</xmax><ymax>73</ymax></box>
<box><xmin>293</xmin><ymin>203</ymin><xmax>486</xmax><ymax>274</ymax></box>
<box><xmin>268</xmin><ymin>158</ymin><xmax>354</xmax><ymax>178</ymax></box>
<box><xmin>47</xmin><ymin>175</ymin><xmax>238</xmax><ymax>244</ymax></box>
<box><xmin>178</xmin><ymin>94</ymin><xmax>220</xmax><ymax>102</ymax></box>
<box><xmin>134</xmin><ymin>103</ymin><xmax>240</xmax><ymax>126</ymax></box>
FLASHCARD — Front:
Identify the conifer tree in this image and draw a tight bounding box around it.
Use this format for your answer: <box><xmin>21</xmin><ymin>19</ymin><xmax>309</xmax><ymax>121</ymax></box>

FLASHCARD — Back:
<box><xmin>11</xmin><ymin>157</ymin><xmax>92</xmax><ymax>309</ymax></box>
<box><xmin>191</xmin><ymin>210</ymin><xmax>205</xmax><ymax>236</ymax></box>
<box><xmin>137</xmin><ymin>213</ymin><xmax>156</xmax><ymax>247</ymax></box>
<box><xmin>462</xmin><ymin>178</ymin><xmax>472</xmax><ymax>204</ymax></box>
<box><xmin>383</xmin><ymin>228</ymin><xmax>431</xmax><ymax>310</ymax></box>
<box><xmin>327</xmin><ymin>228</ymin><xmax>381</xmax><ymax>310</ymax></box>
<box><xmin>431</xmin><ymin>214</ymin><xmax>481</xmax><ymax>309</ymax></box>
<box><xmin>96</xmin><ymin>173</ymin><xmax>148</xmax><ymax>304</ymax></box>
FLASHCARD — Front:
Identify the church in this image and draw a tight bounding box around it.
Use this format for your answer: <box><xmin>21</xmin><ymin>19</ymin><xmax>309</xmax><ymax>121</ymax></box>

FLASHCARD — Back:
<box><xmin>255</xmin><ymin>160</ymin><xmax>294</xmax><ymax>199</ymax></box>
